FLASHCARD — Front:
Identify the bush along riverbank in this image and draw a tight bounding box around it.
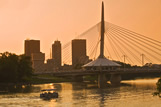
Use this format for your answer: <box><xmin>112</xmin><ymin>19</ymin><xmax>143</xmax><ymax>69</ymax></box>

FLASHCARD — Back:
<box><xmin>153</xmin><ymin>77</ymin><xmax>161</xmax><ymax>97</ymax></box>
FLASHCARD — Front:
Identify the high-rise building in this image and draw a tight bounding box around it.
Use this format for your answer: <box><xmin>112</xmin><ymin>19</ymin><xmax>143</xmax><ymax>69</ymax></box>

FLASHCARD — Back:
<box><xmin>24</xmin><ymin>39</ymin><xmax>45</xmax><ymax>72</ymax></box>
<box><xmin>31</xmin><ymin>52</ymin><xmax>45</xmax><ymax>72</ymax></box>
<box><xmin>52</xmin><ymin>40</ymin><xmax>62</xmax><ymax>68</ymax></box>
<box><xmin>72</xmin><ymin>39</ymin><xmax>89</xmax><ymax>67</ymax></box>
<box><xmin>25</xmin><ymin>40</ymin><xmax>40</xmax><ymax>56</ymax></box>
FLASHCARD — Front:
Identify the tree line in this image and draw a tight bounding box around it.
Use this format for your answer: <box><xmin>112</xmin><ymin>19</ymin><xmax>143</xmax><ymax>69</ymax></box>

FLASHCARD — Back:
<box><xmin>0</xmin><ymin>52</ymin><xmax>33</xmax><ymax>83</ymax></box>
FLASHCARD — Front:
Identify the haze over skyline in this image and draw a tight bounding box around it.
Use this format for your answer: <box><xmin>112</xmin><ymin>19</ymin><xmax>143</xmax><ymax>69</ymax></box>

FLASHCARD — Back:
<box><xmin>0</xmin><ymin>0</ymin><xmax>161</xmax><ymax>59</ymax></box>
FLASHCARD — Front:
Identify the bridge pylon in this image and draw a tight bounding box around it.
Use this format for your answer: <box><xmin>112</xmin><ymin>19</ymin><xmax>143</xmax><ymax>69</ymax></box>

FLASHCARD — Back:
<box><xmin>82</xmin><ymin>2</ymin><xmax>121</xmax><ymax>87</ymax></box>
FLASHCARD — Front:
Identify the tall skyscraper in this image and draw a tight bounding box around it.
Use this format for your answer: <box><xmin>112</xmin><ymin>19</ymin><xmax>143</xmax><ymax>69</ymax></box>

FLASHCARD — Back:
<box><xmin>72</xmin><ymin>39</ymin><xmax>89</xmax><ymax>67</ymax></box>
<box><xmin>24</xmin><ymin>39</ymin><xmax>45</xmax><ymax>72</ymax></box>
<box><xmin>25</xmin><ymin>40</ymin><xmax>40</xmax><ymax>56</ymax></box>
<box><xmin>52</xmin><ymin>40</ymin><xmax>62</xmax><ymax>68</ymax></box>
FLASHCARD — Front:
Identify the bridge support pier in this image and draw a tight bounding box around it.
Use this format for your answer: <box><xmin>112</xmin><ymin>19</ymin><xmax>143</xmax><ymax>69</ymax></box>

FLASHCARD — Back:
<box><xmin>98</xmin><ymin>73</ymin><xmax>107</xmax><ymax>88</ymax></box>
<box><xmin>72</xmin><ymin>76</ymin><xmax>83</xmax><ymax>82</ymax></box>
<box><xmin>110</xmin><ymin>74</ymin><xmax>121</xmax><ymax>86</ymax></box>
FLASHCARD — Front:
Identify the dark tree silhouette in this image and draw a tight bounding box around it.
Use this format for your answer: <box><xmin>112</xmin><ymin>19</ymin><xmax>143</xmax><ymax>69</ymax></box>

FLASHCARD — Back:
<box><xmin>0</xmin><ymin>52</ymin><xmax>33</xmax><ymax>83</ymax></box>
<box><xmin>153</xmin><ymin>77</ymin><xmax>161</xmax><ymax>97</ymax></box>
<box><xmin>18</xmin><ymin>55</ymin><xmax>33</xmax><ymax>82</ymax></box>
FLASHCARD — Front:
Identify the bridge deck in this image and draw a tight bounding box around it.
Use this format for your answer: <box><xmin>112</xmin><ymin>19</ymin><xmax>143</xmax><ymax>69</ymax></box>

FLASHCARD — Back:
<box><xmin>35</xmin><ymin>68</ymin><xmax>161</xmax><ymax>76</ymax></box>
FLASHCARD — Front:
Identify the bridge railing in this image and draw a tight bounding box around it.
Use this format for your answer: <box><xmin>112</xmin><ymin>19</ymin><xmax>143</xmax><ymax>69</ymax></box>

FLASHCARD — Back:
<box><xmin>119</xmin><ymin>68</ymin><xmax>161</xmax><ymax>72</ymax></box>
<box><xmin>34</xmin><ymin>67</ymin><xmax>161</xmax><ymax>75</ymax></box>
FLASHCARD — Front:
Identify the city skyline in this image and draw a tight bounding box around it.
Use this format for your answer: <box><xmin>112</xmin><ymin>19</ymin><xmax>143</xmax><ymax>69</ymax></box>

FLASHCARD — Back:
<box><xmin>0</xmin><ymin>1</ymin><xmax>161</xmax><ymax>106</ymax></box>
<box><xmin>0</xmin><ymin>0</ymin><xmax>161</xmax><ymax>56</ymax></box>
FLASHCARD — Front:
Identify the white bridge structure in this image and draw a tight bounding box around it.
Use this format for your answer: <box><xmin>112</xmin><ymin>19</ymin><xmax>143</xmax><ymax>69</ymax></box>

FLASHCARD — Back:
<box><xmin>35</xmin><ymin>2</ymin><xmax>161</xmax><ymax>88</ymax></box>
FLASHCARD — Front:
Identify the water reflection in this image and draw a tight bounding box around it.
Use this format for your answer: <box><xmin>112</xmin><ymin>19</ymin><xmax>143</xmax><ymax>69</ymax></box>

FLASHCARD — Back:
<box><xmin>0</xmin><ymin>84</ymin><xmax>40</xmax><ymax>94</ymax></box>
<box><xmin>0</xmin><ymin>78</ymin><xmax>160</xmax><ymax>107</ymax></box>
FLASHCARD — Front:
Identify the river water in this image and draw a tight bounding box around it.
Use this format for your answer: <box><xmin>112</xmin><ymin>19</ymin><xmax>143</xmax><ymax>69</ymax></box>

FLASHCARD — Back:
<box><xmin>0</xmin><ymin>78</ymin><xmax>160</xmax><ymax>107</ymax></box>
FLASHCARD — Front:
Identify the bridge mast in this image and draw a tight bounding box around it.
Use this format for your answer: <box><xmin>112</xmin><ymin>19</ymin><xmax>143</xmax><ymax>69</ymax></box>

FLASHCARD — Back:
<box><xmin>83</xmin><ymin>1</ymin><xmax>121</xmax><ymax>87</ymax></box>
<box><xmin>99</xmin><ymin>1</ymin><xmax>105</xmax><ymax>58</ymax></box>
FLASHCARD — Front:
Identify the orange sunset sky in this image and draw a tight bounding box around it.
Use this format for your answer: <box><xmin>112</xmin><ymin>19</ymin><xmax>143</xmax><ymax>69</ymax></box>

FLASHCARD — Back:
<box><xmin>0</xmin><ymin>0</ymin><xmax>161</xmax><ymax>58</ymax></box>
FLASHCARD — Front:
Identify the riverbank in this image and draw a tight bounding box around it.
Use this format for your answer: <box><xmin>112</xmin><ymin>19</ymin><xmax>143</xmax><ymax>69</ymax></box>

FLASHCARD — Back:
<box><xmin>0</xmin><ymin>73</ymin><xmax>160</xmax><ymax>86</ymax></box>
<box><xmin>29</xmin><ymin>75</ymin><xmax>73</xmax><ymax>84</ymax></box>
<box><xmin>0</xmin><ymin>75</ymin><xmax>73</xmax><ymax>86</ymax></box>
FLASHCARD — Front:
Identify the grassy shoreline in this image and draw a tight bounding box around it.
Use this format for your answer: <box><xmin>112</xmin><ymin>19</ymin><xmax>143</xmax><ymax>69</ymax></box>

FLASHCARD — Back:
<box><xmin>29</xmin><ymin>75</ymin><xmax>73</xmax><ymax>84</ymax></box>
<box><xmin>0</xmin><ymin>75</ymin><xmax>73</xmax><ymax>86</ymax></box>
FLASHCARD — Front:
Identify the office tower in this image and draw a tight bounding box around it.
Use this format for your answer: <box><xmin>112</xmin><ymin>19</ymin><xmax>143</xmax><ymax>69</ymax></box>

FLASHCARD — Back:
<box><xmin>25</xmin><ymin>40</ymin><xmax>40</xmax><ymax>56</ymax></box>
<box><xmin>31</xmin><ymin>52</ymin><xmax>45</xmax><ymax>72</ymax></box>
<box><xmin>24</xmin><ymin>39</ymin><xmax>45</xmax><ymax>72</ymax></box>
<box><xmin>72</xmin><ymin>39</ymin><xmax>89</xmax><ymax>67</ymax></box>
<box><xmin>52</xmin><ymin>40</ymin><xmax>62</xmax><ymax>68</ymax></box>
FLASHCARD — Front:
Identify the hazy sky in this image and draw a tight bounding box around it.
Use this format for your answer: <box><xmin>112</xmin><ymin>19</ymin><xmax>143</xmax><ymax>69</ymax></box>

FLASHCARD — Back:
<box><xmin>0</xmin><ymin>0</ymin><xmax>161</xmax><ymax>58</ymax></box>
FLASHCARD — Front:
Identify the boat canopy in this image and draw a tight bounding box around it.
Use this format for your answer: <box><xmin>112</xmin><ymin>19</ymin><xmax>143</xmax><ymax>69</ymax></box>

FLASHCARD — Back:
<box><xmin>41</xmin><ymin>89</ymin><xmax>56</xmax><ymax>91</ymax></box>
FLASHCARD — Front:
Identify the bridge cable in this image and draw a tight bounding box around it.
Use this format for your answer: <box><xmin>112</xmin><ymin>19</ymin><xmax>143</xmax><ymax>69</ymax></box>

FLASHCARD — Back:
<box><xmin>107</xmin><ymin>22</ymin><xmax>161</xmax><ymax>46</ymax></box>
<box><xmin>107</xmin><ymin>32</ymin><xmax>134</xmax><ymax>64</ymax></box>
<box><xmin>108</xmin><ymin>24</ymin><xmax>161</xmax><ymax>52</ymax></box>
<box><xmin>107</xmin><ymin>30</ymin><xmax>141</xmax><ymax>64</ymax></box>
<box><xmin>109</xmin><ymin>26</ymin><xmax>161</xmax><ymax>59</ymax></box>
<box><xmin>106</xmin><ymin>33</ymin><xmax>122</xmax><ymax>61</ymax></box>
<box><xmin>108</xmin><ymin>26</ymin><xmax>161</xmax><ymax>62</ymax></box>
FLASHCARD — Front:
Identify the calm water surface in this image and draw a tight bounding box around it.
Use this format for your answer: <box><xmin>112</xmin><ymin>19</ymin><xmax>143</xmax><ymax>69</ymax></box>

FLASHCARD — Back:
<box><xmin>0</xmin><ymin>78</ymin><xmax>160</xmax><ymax>107</ymax></box>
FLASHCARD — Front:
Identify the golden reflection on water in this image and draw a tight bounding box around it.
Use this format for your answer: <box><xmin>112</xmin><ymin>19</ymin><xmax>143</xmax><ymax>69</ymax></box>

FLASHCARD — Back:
<box><xmin>122</xmin><ymin>78</ymin><xmax>158</xmax><ymax>84</ymax></box>
<box><xmin>122</xmin><ymin>78</ymin><xmax>158</xmax><ymax>88</ymax></box>
<box><xmin>49</xmin><ymin>99</ymin><xmax>57</xmax><ymax>107</ymax></box>
<box><xmin>59</xmin><ymin>83</ymin><xmax>73</xmax><ymax>107</ymax></box>
<box><xmin>45</xmin><ymin>78</ymin><xmax>160</xmax><ymax>107</ymax></box>
<box><xmin>0</xmin><ymin>78</ymin><xmax>161</xmax><ymax>107</ymax></box>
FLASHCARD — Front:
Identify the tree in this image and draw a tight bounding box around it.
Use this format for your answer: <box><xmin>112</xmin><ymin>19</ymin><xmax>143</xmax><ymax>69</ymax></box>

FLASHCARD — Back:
<box><xmin>113</xmin><ymin>60</ymin><xmax>132</xmax><ymax>68</ymax></box>
<box><xmin>0</xmin><ymin>52</ymin><xmax>18</xmax><ymax>82</ymax></box>
<box><xmin>153</xmin><ymin>77</ymin><xmax>161</xmax><ymax>97</ymax></box>
<box><xmin>0</xmin><ymin>52</ymin><xmax>33</xmax><ymax>83</ymax></box>
<box><xmin>18</xmin><ymin>55</ymin><xmax>33</xmax><ymax>82</ymax></box>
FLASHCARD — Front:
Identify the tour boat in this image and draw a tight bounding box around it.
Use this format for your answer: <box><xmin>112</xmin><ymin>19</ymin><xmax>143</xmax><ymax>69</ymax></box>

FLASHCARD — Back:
<box><xmin>40</xmin><ymin>89</ymin><xmax>58</xmax><ymax>100</ymax></box>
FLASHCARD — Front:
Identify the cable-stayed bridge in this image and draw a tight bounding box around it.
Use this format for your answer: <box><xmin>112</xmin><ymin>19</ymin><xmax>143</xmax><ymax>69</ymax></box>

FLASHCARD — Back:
<box><xmin>60</xmin><ymin>21</ymin><xmax>161</xmax><ymax>66</ymax></box>
<box><xmin>35</xmin><ymin>2</ymin><xmax>161</xmax><ymax>87</ymax></box>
